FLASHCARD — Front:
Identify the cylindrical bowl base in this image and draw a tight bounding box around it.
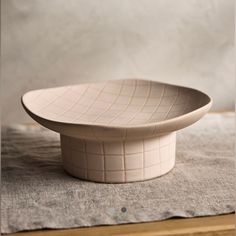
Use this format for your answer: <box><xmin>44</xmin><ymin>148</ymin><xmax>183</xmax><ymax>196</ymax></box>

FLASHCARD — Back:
<box><xmin>61</xmin><ymin>132</ymin><xmax>176</xmax><ymax>183</ymax></box>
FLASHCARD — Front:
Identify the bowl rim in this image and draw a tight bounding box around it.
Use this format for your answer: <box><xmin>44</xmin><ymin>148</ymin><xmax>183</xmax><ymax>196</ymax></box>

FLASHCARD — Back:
<box><xmin>21</xmin><ymin>78</ymin><xmax>213</xmax><ymax>130</ymax></box>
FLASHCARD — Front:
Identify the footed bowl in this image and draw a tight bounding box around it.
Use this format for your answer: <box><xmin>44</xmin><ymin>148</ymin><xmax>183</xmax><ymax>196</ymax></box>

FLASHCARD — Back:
<box><xmin>22</xmin><ymin>79</ymin><xmax>212</xmax><ymax>183</ymax></box>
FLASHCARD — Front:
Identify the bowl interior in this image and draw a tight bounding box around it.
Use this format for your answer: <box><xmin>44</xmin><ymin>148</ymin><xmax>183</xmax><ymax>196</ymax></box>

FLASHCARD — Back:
<box><xmin>22</xmin><ymin>79</ymin><xmax>210</xmax><ymax>127</ymax></box>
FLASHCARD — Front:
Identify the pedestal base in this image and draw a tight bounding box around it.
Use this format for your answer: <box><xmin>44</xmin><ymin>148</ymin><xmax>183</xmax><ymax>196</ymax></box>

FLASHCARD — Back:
<box><xmin>61</xmin><ymin>132</ymin><xmax>176</xmax><ymax>183</ymax></box>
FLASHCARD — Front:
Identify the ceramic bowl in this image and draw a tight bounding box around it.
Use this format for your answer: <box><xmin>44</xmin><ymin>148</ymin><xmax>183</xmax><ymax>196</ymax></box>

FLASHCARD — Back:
<box><xmin>22</xmin><ymin>79</ymin><xmax>212</xmax><ymax>183</ymax></box>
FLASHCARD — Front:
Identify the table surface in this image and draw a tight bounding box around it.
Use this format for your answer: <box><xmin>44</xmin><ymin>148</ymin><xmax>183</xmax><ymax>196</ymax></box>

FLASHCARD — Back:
<box><xmin>7</xmin><ymin>214</ymin><xmax>235</xmax><ymax>236</ymax></box>
<box><xmin>5</xmin><ymin>112</ymin><xmax>235</xmax><ymax>236</ymax></box>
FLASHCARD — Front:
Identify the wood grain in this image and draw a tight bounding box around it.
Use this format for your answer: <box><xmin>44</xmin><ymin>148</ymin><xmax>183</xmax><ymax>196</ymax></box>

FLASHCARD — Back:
<box><xmin>7</xmin><ymin>214</ymin><xmax>235</xmax><ymax>236</ymax></box>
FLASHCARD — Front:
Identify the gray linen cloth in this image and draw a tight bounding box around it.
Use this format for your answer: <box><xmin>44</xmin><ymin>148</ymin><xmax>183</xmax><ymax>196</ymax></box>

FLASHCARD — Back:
<box><xmin>1</xmin><ymin>113</ymin><xmax>235</xmax><ymax>234</ymax></box>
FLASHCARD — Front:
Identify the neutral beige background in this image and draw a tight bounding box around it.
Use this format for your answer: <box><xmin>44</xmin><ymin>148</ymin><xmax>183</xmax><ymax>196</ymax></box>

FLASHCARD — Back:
<box><xmin>1</xmin><ymin>0</ymin><xmax>234</xmax><ymax>124</ymax></box>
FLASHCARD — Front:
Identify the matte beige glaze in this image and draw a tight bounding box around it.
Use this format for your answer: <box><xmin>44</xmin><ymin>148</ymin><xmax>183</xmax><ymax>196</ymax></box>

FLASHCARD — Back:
<box><xmin>22</xmin><ymin>79</ymin><xmax>212</xmax><ymax>183</ymax></box>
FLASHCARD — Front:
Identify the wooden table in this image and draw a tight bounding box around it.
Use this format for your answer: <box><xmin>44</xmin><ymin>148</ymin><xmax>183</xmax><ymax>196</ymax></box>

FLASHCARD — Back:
<box><xmin>7</xmin><ymin>214</ymin><xmax>235</xmax><ymax>236</ymax></box>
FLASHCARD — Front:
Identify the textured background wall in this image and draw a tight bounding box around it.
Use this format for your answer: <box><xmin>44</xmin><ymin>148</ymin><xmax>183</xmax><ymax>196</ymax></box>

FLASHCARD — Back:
<box><xmin>1</xmin><ymin>0</ymin><xmax>234</xmax><ymax>124</ymax></box>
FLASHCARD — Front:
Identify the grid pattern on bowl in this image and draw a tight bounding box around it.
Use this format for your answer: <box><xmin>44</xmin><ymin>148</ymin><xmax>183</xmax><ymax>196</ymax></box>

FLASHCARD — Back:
<box><xmin>61</xmin><ymin>132</ymin><xmax>176</xmax><ymax>183</ymax></box>
<box><xmin>24</xmin><ymin>79</ymin><xmax>206</xmax><ymax>127</ymax></box>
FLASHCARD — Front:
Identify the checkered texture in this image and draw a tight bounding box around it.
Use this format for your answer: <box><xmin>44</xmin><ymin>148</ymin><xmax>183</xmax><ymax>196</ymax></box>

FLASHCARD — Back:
<box><xmin>61</xmin><ymin>132</ymin><xmax>176</xmax><ymax>183</ymax></box>
<box><xmin>23</xmin><ymin>79</ymin><xmax>208</xmax><ymax>128</ymax></box>
<box><xmin>22</xmin><ymin>79</ymin><xmax>211</xmax><ymax>182</ymax></box>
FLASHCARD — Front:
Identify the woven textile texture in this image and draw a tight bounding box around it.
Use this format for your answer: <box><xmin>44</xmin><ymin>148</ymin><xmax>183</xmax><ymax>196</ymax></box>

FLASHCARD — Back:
<box><xmin>1</xmin><ymin>113</ymin><xmax>235</xmax><ymax>233</ymax></box>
